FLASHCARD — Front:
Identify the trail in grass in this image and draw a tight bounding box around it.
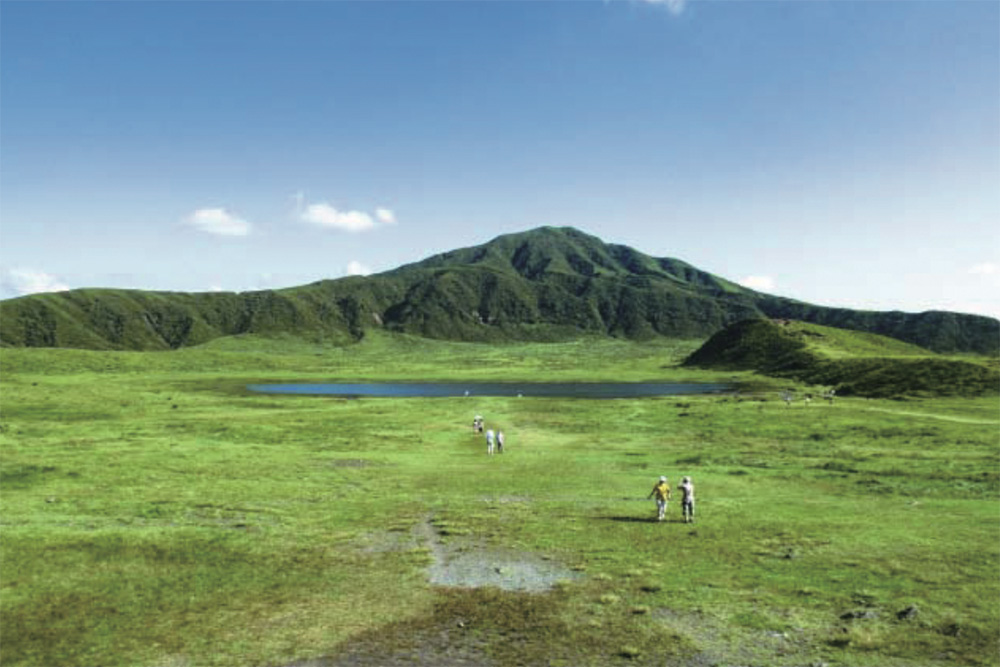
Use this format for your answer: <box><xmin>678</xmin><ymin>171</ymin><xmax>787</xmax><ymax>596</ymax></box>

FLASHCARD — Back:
<box><xmin>859</xmin><ymin>406</ymin><xmax>999</xmax><ymax>425</ymax></box>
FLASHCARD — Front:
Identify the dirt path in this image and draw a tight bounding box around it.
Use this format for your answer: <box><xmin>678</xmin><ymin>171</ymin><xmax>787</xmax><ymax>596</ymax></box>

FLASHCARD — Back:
<box><xmin>860</xmin><ymin>406</ymin><xmax>999</xmax><ymax>425</ymax></box>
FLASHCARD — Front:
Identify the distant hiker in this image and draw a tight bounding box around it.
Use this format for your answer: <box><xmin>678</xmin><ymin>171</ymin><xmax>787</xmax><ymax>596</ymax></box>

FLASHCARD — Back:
<box><xmin>679</xmin><ymin>476</ymin><xmax>695</xmax><ymax>524</ymax></box>
<box><xmin>647</xmin><ymin>476</ymin><xmax>672</xmax><ymax>522</ymax></box>
<box><xmin>486</xmin><ymin>428</ymin><xmax>495</xmax><ymax>455</ymax></box>
<box><xmin>473</xmin><ymin>415</ymin><xmax>483</xmax><ymax>433</ymax></box>
<box><xmin>497</xmin><ymin>430</ymin><xmax>505</xmax><ymax>454</ymax></box>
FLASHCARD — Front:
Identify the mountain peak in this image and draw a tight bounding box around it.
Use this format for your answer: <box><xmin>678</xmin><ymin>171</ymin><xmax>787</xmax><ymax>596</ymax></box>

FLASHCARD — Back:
<box><xmin>1</xmin><ymin>227</ymin><xmax>997</xmax><ymax>354</ymax></box>
<box><xmin>395</xmin><ymin>226</ymin><xmax>738</xmax><ymax>291</ymax></box>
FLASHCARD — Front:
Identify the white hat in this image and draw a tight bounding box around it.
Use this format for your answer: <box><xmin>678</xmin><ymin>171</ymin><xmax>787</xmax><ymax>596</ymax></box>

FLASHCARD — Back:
<box><xmin>659</xmin><ymin>476</ymin><xmax>667</xmax><ymax>482</ymax></box>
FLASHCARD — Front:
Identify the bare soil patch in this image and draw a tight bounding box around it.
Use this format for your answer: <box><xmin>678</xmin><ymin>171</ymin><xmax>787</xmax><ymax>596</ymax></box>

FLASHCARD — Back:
<box><xmin>414</xmin><ymin>516</ymin><xmax>580</xmax><ymax>592</ymax></box>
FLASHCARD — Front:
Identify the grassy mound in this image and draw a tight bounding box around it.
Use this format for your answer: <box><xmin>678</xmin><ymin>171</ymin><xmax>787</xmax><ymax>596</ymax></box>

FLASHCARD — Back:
<box><xmin>685</xmin><ymin>319</ymin><xmax>999</xmax><ymax>398</ymax></box>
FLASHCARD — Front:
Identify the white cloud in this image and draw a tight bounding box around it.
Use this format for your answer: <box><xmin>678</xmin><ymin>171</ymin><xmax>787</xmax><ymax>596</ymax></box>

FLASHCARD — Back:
<box><xmin>375</xmin><ymin>208</ymin><xmax>396</xmax><ymax>225</ymax></box>
<box><xmin>301</xmin><ymin>203</ymin><xmax>374</xmax><ymax>232</ymax></box>
<box><xmin>968</xmin><ymin>262</ymin><xmax>998</xmax><ymax>276</ymax></box>
<box><xmin>346</xmin><ymin>261</ymin><xmax>371</xmax><ymax>276</ymax></box>
<box><xmin>2</xmin><ymin>268</ymin><xmax>71</xmax><ymax>296</ymax></box>
<box><xmin>185</xmin><ymin>208</ymin><xmax>251</xmax><ymax>237</ymax></box>
<box><xmin>640</xmin><ymin>0</ymin><xmax>687</xmax><ymax>15</ymax></box>
<box><xmin>739</xmin><ymin>275</ymin><xmax>776</xmax><ymax>291</ymax></box>
<box><xmin>300</xmin><ymin>201</ymin><xmax>397</xmax><ymax>233</ymax></box>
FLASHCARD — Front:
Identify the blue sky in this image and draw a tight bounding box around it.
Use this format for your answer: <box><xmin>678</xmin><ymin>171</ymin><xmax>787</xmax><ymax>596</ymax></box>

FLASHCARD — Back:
<box><xmin>2</xmin><ymin>0</ymin><xmax>998</xmax><ymax>318</ymax></box>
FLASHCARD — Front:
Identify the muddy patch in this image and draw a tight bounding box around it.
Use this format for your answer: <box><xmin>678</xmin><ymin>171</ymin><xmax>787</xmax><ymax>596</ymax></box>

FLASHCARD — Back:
<box><xmin>355</xmin><ymin>515</ymin><xmax>580</xmax><ymax>592</ymax></box>
<box><xmin>415</xmin><ymin>516</ymin><xmax>579</xmax><ymax>592</ymax></box>
<box><xmin>293</xmin><ymin>519</ymin><xmax>588</xmax><ymax>666</ymax></box>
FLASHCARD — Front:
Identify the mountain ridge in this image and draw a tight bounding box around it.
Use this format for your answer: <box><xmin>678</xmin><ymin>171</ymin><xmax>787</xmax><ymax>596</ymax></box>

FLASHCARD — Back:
<box><xmin>2</xmin><ymin>226</ymin><xmax>997</xmax><ymax>354</ymax></box>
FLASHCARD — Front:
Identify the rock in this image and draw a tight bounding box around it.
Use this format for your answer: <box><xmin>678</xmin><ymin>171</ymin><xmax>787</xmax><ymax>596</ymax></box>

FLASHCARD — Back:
<box><xmin>840</xmin><ymin>609</ymin><xmax>879</xmax><ymax>620</ymax></box>
<box><xmin>897</xmin><ymin>605</ymin><xmax>919</xmax><ymax>620</ymax></box>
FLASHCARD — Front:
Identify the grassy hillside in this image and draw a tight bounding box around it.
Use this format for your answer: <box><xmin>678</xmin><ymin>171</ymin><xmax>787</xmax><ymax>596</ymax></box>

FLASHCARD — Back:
<box><xmin>754</xmin><ymin>297</ymin><xmax>1000</xmax><ymax>356</ymax></box>
<box><xmin>2</xmin><ymin>227</ymin><xmax>998</xmax><ymax>354</ymax></box>
<box><xmin>1</xmin><ymin>335</ymin><xmax>997</xmax><ymax>667</ymax></box>
<box><xmin>685</xmin><ymin>319</ymin><xmax>1000</xmax><ymax>398</ymax></box>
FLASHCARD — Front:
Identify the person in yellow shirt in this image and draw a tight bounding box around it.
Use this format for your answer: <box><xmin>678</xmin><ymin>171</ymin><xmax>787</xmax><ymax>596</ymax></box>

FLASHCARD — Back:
<box><xmin>647</xmin><ymin>476</ymin><xmax>672</xmax><ymax>522</ymax></box>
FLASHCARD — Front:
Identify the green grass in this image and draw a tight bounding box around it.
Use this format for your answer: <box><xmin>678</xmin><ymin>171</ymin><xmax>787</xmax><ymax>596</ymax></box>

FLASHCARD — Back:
<box><xmin>686</xmin><ymin>319</ymin><xmax>1000</xmax><ymax>398</ymax></box>
<box><xmin>784</xmin><ymin>320</ymin><xmax>940</xmax><ymax>358</ymax></box>
<box><xmin>2</xmin><ymin>333</ymin><xmax>998</xmax><ymax>666</ymax></box>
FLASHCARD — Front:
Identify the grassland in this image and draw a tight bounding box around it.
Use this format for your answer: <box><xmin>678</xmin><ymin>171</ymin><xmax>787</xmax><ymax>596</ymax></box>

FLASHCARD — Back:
<box><xmin>1</xmin><ymin>333</ymin><xmax>998</xmax><ymax>666</ymax></box>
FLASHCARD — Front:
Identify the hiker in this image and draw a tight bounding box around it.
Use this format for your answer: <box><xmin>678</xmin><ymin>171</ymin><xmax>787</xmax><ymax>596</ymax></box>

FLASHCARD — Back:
<box><xmin>485</xmin><ymin>428</ymin><xmax>495</xmax><ymax>456</ymax></box>
<box><xmin>679</xmin><ymin>476</ymin><xmax>695</xmax><ymax>523</ymax></box>
<box><xmin>497</xmin><ymin>430</ymin><xmax>505</xmax><ymax>454</ymax></box>
<box><xmin>473</xmin><ymin>415</ymin><xmax>483</xmax><ymax>433</ymax></box>
<box><xmin>647</xmin><ymin>476</ymin><xmax>672</xmax><ymax>522</ymax></box>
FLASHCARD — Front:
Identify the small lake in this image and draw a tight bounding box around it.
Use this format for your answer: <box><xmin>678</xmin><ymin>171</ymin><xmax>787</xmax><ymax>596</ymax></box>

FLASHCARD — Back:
<box><xmin>246</xmin><ymin>382</ymin><xmax>732</xmax><ymax>399</ymax></box>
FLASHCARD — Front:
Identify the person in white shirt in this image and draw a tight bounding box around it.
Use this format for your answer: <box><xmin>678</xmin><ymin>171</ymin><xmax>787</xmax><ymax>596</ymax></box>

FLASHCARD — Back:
<box><xmin>679</xmin><ymin>476</ymin><xmax>695</xmax><ymax>523</ymax></box>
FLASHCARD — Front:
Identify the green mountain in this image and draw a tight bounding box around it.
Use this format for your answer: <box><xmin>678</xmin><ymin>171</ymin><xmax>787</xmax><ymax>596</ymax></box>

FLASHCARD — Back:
<box><xmin>684</xmin><ymin>319</ymin><xmax>999</xmax><ymax>397</ymax></box>
<box><xmin>1</xmin><ymin>226</ymin><xmax>997</xmax><ymax>354</ymax></box>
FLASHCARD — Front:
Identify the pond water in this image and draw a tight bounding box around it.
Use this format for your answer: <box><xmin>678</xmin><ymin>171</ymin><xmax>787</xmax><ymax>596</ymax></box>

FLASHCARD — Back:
<box><xmin>246</xmin><ymin>382</ymin><xmax>732</xmax><ymax>399</ymax></box>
